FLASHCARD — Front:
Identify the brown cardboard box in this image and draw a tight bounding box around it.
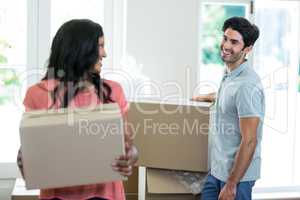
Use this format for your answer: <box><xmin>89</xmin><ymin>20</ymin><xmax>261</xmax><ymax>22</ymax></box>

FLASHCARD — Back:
<box><xmin>124</xmin><ymin>167</ymin><xmax>138</xmax><ymax>193</ymax></box>
<box><xmin>128</xmin><ymin>100</ymin><xmax>211</xmax><ymax>172</ymax></box>
<box><xmin>140</xmin><ymin>168</ymin><xmax>200</xmax><ymax>200</ymax></box>
<box><xmin>124</xmin><ymin>167</ymin><xmax>139</xmax><ymax>200</ymax></box>
<box><xmin>20</xmin><ymin>103</ymin><xmax>126</xmax><ymax>190</ymax></box>
<box><xmin>126</xmin><ymin>193</ymin><xmax>139</xmax><ymax>200</ymax></box>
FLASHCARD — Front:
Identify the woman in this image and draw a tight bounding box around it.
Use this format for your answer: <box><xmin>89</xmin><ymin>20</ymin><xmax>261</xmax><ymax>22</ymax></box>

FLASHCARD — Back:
<box><xmin>17</xmin><ymin>19</ymin><xmax>138</xmax><ymax>200</ymax></box>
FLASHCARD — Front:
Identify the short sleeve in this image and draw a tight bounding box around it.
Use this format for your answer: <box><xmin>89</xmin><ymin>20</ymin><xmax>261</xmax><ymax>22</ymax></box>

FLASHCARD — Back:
<box><xmin>23</xmin><ymin>87</ymin><xmax>36</xmax><ymax>111</ymax></box>
<box><xmin>107</xmin><ymin>80</ymin><xmax>129</xmax><ymax>116</ymax></box>
<box><xmin>235</xmin><ymin>84</ymin><xmax>265</xmax><ymax>118</ymax></box>
<box><xmin>117</xmin><ymin>85</ymin><xmax>129</xmax><ymax>115</ymax></box>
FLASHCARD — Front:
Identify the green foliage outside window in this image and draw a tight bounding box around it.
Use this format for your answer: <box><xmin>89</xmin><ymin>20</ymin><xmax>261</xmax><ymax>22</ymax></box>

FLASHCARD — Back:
<box><xmin>0</xmin><ymin>39</ymin><xmax>10</xmax><ymax>63</ymax></box>
<box><xmin>0</xmin><ymin>38</ymin><xmax>20</xmax><ymax>105</ymax></box>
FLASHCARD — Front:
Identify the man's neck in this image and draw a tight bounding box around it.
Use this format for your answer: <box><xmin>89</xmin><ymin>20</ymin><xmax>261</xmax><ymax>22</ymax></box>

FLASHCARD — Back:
<box><xmin>226</xmin><ymin>59</ymin><xmax>246</xmax><ymax>72</ymax></box>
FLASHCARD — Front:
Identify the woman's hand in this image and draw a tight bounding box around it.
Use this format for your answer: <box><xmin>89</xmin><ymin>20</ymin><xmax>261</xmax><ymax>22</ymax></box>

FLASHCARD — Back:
<box><xmin>111</xmin><ymin>144</ymin><xmax>138</xmax><ymax>177</ymax></box>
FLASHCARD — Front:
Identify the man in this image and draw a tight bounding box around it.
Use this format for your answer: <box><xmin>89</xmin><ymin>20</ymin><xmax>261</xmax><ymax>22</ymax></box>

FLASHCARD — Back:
<box><xmin>194</xmin><ymin>17</ymin><xmax>265</xmax><ymax>200</ymax></box>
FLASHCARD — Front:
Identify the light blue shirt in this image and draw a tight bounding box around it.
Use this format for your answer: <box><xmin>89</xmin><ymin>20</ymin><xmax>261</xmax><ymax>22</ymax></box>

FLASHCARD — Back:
<box><xmin>210</xmin><ymin>61</ymin><xmax>265</xmax><ymax>182</ymax></box>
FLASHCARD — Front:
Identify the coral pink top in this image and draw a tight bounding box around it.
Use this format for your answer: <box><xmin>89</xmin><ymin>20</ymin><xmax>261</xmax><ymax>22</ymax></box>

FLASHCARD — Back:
<box><xmin>23</xmin><ymin>79</ymin><xmax>129</xmax><ymax>200</ymax></box>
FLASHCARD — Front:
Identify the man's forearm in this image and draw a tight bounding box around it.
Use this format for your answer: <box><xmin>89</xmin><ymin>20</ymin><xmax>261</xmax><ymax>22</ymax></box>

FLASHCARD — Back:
<box><xmin>227</xmin><ymin>138</ymin><xmax>257</xmax><ymax>184</ymax></box>
<box><xmin>192</xmin><ymin>92</ymin><xmax>216</xmax><ymax>102</ymax></box>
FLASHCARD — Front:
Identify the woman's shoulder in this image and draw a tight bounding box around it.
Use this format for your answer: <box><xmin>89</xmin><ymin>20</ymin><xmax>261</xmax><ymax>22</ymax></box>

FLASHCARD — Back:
<box><xmin>103</xmin><ymin>79</ymin><xmax>125</xmax><ymax>97</ymax></box>
<box><xmin>103</xmin><ymin>79</ymin><xmax>122</xmax><ymax>89</ymax></box>
<box><xmin>27</xmin><ymin>79</ymin><xmax>59</xmax><ymax>94</ymax></box>
<box><xmin>24</xmin><ymin>79</ymin><xmax>59</xmax><ymax>110</ymax></box>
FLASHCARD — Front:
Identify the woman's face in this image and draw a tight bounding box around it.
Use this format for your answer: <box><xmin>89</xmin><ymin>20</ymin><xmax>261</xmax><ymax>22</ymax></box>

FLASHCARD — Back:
<box><xmin>94</xmin><ymin>36</ymin><xmax>107</xmax><ymax>73</ymax></box>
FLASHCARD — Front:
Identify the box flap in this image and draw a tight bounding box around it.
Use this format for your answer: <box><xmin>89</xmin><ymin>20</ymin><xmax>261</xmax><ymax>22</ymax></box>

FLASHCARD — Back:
<box><xmin>24</xmin><ymin>103</ymin><xmax>120</xmax><ymax>117</ymax></box>
<box><xmin>21</xmin><ymin>103</ymin><xmax>121</xmax><ymax>127</ymax></box>
<box><xmin>128</xmin><ymin>98</ymin><xmax>213</xmax><ymax>107</ymax></box>
<box><xmin>147</xmin><ymin>168</ymin><xmax>191</xmax><ymax>194</ymax></box>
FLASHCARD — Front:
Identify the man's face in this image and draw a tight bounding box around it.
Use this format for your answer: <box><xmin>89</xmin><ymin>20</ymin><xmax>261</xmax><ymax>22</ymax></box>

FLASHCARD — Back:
<box><xmin>220</xmin><ymin>28</ymin><xmax>247</xmax><ymax>65</ymax></box>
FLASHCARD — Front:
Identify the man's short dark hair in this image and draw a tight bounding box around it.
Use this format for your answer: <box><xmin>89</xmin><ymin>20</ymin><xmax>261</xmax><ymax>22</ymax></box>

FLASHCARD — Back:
<box><xmin>222</xmin><ymin>16</ymin><xmax>259</xmax><ymax>47</ymax></box>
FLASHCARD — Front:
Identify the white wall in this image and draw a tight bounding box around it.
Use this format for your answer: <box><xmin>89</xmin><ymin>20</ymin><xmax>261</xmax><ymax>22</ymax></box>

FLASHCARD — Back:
<box><xmin>126</xmin><ymin>0</ymin><xmax>200</xmax><ymax>98</ymax></box>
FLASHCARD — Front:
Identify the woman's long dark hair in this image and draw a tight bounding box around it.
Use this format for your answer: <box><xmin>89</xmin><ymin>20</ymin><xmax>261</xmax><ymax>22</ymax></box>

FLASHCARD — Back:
<box><xmin>43</xmin><ymin>19</ymin><xmax>113</xmax><ymax>107</ymax></box>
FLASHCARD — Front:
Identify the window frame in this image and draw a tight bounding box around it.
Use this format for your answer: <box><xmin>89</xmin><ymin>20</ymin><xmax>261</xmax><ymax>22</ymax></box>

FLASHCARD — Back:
<box><xmin>198</xmin><ymin>0</ymin><xmax>253</xmax><ymax>85</ymax></box>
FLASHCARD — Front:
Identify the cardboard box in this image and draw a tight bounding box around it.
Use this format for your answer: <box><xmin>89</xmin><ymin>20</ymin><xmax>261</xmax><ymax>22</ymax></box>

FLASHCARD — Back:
<box><xmin>20</xmin><ymin>103</ymin><xmax>126</xmax><ymax>189</ymax></box>
<box><xmin>139</xmin><ymin>167</ymin><xmax>201</xmax><ymax>200</ymax></box>
<box><xmin>128</xmin><ymin>99</ymin><xmax>211</xmax><ymax>172</ymax></box>
<box><xmin>126</xmin><ymin>193</ymin><xmax>139</xmax><ymax>200</ymax></box>
<box><xmin>124</xmin><ymin>166</ymin><xmax>138</xmax><ymax>193</ymax></box>
<box><xmin>124</xmin><ymin>167</ymin><xmax>139</xmax><ymax>200</ymax></box>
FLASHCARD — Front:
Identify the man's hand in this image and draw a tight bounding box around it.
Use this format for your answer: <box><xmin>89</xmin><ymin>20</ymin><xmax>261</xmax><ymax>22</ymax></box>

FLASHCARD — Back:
<box><xmin>191</xmin><ymin>93</ymin><xmax>216</xmax><ymax>102</ymax></box>
<box><xmin>218</xmin><ymin>181</ymin><xmax>237</xmax><ymax>200</ymax></box>
<box><xmin>111</xmin><ymin>144</ymin><xmax>138</xmax><ymax>177</ymax></box>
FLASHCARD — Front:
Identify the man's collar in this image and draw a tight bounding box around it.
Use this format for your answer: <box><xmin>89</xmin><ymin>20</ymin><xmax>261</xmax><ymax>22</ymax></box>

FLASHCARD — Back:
<box><xmin>224</xmin><ymin>61</ymin><xmax>249</xmax><ymax>79</ymax></box>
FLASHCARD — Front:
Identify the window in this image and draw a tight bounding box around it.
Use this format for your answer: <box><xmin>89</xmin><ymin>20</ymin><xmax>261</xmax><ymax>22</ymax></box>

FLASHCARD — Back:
<box><xmin>253</xmin><ymin>0</ymin><xmax>300</xmax><ymax>190</ymax></box>
<box><xmin>0</xmin><ymin>0</ymin><xmax>27</xmax><ymax>164</ymax></box>
<box><xmin>199</xmin><ymin>0</ymin><xmax>250</xmax><ymax>94</ymax></box>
